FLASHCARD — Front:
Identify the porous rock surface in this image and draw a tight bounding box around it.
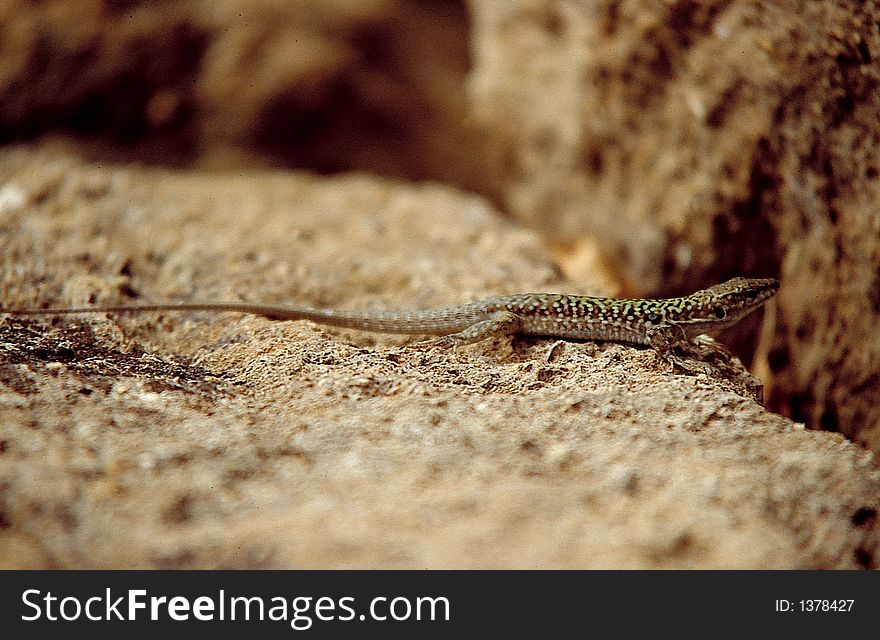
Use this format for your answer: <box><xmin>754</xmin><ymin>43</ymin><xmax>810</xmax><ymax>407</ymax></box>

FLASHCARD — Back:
<box><xmin>1</xmin><ymin>147</ymin><xmax>877</xmax><ymax>568</ymax></box>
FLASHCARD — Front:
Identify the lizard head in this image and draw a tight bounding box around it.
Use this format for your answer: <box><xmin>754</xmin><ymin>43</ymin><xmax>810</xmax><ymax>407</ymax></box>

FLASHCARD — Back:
<box><xmin>650</xmin><ymin>277</ymin><xmax>779</xmax><ymax>340</ymax></box>
<box><xmin>679</xmin><ymin>277</ymin><xmax>780</xmax><ymax>335</ymax></box>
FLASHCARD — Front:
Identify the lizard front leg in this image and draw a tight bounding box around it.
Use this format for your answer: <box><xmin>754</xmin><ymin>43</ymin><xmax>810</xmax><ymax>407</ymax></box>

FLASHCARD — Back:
<box><xmin>645</xmin><ymin>324</ymin><xmax>716</xmax><ymax>375</ymax></box>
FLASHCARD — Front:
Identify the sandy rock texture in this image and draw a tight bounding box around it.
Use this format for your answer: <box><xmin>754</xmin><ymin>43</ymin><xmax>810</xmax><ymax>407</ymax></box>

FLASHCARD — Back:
<box><xmin>467</xmin><ymin>0</ymin><xmax>880</xmax><ymax>452</ymax></box>
<box><xmin>1</xmin><ymin>146</ymin><xmax>878</xmax><ymax>569</ymax></box>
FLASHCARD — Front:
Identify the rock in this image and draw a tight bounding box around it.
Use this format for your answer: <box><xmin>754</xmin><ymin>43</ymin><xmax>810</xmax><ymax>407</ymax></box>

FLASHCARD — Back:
<box><xmin>1</xmin><ymin>146</ymin><xmax>877</xmax><ymax>568</ymax></box>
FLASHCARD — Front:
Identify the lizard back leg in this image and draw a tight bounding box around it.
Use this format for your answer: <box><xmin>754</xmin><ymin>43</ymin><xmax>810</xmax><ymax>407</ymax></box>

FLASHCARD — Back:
<box><xmin>418</xmin><ymin>310</ymin><xmax>523</xmax><ymax>348</ymax></box>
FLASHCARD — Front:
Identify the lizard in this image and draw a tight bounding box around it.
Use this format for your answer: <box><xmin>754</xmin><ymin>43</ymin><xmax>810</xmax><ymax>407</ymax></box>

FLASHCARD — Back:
<box><xmin>0</xmin><ymin>277</ymin><xmax>779</xmax><ymax>373</ymax></box>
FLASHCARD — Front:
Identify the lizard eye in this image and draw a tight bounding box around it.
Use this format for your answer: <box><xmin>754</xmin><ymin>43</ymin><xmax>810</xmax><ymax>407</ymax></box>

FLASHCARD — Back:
<box><xmin>712</xmin><ymin>306</ymin><xmax>726</xmax><ymax>319</ymax></box>
<box><xmin>647</xmin><ymin>312</ymin><xmax>659</xmax><ymax>323</ymax></box>
<box><xmin>745</xmin><ymin>289</ymin><xmax>759</xmax><ymax>299</ymax></box>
